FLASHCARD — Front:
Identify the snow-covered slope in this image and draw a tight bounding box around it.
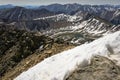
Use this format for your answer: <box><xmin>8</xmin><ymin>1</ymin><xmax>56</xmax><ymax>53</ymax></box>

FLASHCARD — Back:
<box><xmin>15</xmin><ymin>31</ymin><xmax>120</xmax><ymax>80</ymax></box>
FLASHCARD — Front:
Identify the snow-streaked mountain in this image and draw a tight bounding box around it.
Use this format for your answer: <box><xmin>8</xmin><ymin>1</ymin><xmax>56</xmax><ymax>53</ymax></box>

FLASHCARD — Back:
<box><xmin>0</xmin><ymin>11</ymin><xmax>119</xmax><ymax>44</ymax></box>
<box><xmin>38</xmin><ymin>4</ymin><xmax>120</xmax><ymax>25</ymax></box>
<box><xmin>36</xmin><ymin>13</ymin><xmax>119</xmax><ymax>44</ymax></box>
<box><xmin>15</xmin><ymin>31</ymin><xmax>120</xmax><ymax>80</ymax></box>
<box><xmin>0</xmin><ymin>4</ymin><xmax>119</xmax><ymax>45</ymax></box>
<box><xmin>34</xmin><ymin>14</ymin><xmax>83</xmax><ymax>22</ymax></box>
<box><xmin>39</xmin><ymin>4</ymin><xmax>119</xmax><ymax>14</ymax></box>
<box><xmin>0</xmin><ymin>12</ymin><xmax>116</xmax><ymax>45</ymax></box>
<box><xmin>0</xmin><ymin>4</ymin><xmax>120</xmax><ymax>25</ymax></box>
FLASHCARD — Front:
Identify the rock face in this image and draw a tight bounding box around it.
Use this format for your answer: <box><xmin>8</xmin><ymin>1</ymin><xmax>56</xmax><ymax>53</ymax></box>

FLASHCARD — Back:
<box><xmin>67</xmin><ymin>56</ymin><xmax>120</xmax><ymax>80</ymax></box>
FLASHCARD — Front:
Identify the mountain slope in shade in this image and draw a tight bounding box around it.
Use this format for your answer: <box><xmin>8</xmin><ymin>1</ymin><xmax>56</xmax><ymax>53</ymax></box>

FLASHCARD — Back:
<box><xmin>0</xmin><ymin>6</ymin><xmax>55</xmax><ymax>22</ymax></box>
<box><xmin>15</xmin><ymin>31</ymin><xmax>120</xmax><ymax>80</ymax></box>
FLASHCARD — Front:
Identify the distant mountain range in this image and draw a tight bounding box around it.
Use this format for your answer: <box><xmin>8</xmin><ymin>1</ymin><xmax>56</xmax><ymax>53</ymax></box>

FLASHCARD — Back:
<box><xmin>38</xmin><ymin>3</ymin><xmax>120</xmax><ymax>25</ymax></box>
<box><xmin>0</xmin><ymin>3</ymin><xmax>120</xmax><ymax>10</ymax></box>
<box><xmin>0</xmin><ymin>3</ymin><xmax>120</xmax><ymax>25</ymax></box>
<box><xmin>0</xmin><ymin>3</ymin><xmax>120</xmax><ymax>44</ymax></box>
<box><xmin>0</xmin><ymin>4</ymin><xmax>14</xmax><ymax>9</ymax></box>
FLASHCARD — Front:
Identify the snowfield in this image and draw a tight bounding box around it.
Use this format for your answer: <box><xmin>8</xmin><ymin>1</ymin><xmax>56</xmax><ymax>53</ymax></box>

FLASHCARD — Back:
<box><xmin>15</xmin><ymin>31</ymin><xmax>120</xmax><ymax>80</ymax></box>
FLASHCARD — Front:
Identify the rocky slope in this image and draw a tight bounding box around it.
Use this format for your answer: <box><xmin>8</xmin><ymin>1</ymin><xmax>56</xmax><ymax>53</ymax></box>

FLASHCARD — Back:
<box><xmin>67</xmin><ymin>56</ymin><xmax>120</xmax><ymax>80</ymax></box>
<box><xmin>0</xmin><ymin>24</ymin><xmax>74</xmax><ymax>80</ymax></box>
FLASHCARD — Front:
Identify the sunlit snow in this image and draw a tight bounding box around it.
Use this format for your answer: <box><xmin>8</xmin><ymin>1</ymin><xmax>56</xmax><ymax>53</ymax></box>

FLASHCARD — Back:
<box><xmin>15</xmin><ymin>31</ymin><xmax>120</xmax><ymax>80</ymax></box>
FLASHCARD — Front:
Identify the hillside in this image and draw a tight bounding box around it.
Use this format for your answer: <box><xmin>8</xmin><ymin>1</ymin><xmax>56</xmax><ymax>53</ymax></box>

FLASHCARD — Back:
<box><xmin>0</xmin><ymin>24</ymin><xmax>74</xmax><ymax>80</ymax></box>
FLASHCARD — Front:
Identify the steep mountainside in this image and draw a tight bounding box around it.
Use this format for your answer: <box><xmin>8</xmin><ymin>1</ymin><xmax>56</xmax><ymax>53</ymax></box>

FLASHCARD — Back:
<box><xmin>0</xmin><ymin>6</ymin><xmax>55</xmax><ymax>22</ymax></box>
